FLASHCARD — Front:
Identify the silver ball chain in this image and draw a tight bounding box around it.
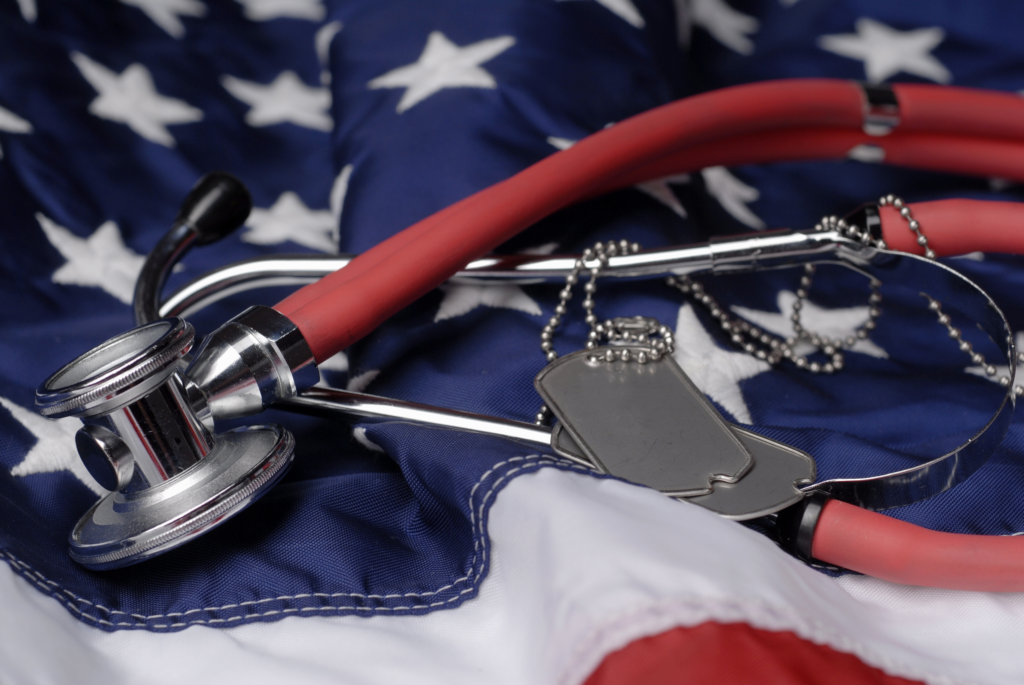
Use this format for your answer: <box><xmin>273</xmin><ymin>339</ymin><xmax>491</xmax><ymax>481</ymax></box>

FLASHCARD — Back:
<box><xmin>812</xmin><ymin>212</ymin><xmax>888</xmax><ymax>250</ymax></box>
<box><xmin>540</xmin><ymin>239</ymin><xmax>641</xmax><ymax>362</ymax></box>
<box><xmin>538</xmin><ymin>239</ymin><xmax>677</xmax><ymax>424</ymax></box>
<box><xmin>587</xmin><ymin>316</ymin><xmax>675</xmax><ymax>365</ymax></box>
<box><xmin>878</xmin><ymin>195</ymin><xmax>934</xmax><ymax>259</ymax></box>
<box><xmin>539</xmin><ymin>195</ymin><xmax>1022</xmax><ymax>424</ymax></box>
<box><xmin>666</xmin><ymin>265</ymin><xmax>881</xmax><ymax>374</ymax></box>
<box><xmin>881</xmin><ymin>195</ymin><xmax>1024</xmax><ymax>396</ymax></box>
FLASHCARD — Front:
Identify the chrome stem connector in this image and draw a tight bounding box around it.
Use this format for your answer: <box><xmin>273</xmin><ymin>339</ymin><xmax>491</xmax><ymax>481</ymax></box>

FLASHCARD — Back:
<box><xmin>186</xmin><ymin>305</ymin><xmax>320</xmax><ymax>422</ymax></box>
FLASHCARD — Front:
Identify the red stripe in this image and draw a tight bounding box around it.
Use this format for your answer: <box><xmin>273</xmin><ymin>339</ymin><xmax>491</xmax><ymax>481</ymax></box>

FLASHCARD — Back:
<box><xmin>583</xmin><ymin>622</ymin><xmax>925</xmax><ymax>685</ymax></box>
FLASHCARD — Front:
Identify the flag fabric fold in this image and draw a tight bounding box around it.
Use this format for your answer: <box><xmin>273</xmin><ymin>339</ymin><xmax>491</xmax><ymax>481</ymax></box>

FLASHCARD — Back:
<box><xmin>3</xmin><ymin>0</ymin><xmax>1024</xmax><ymax>683</ymax></box>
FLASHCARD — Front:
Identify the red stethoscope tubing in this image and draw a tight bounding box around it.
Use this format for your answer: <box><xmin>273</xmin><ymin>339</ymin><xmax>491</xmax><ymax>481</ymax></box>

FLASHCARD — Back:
<box><xmin>606</xmin><ymin>130</ymin><xmax>1024</xmax><ymax>194</ymax></box>
<box><xmin>881</xmin><ymin>200</ymin><xmax>1024</xmax><ymax>256</ymax></box>
<box><xmin>276</xmin><ymin>79</ymin><xmax>1024</xmax><ymax>363</ymax></box>
<box><xmin>814</xmin><ymin>501</ymin><xmax>1024</xmax><ymax>592</ymax></box>
<box><xmin>275</xmin><ymin>78</ymin><xmax>1024</xmax><ymax>591</ymax></box>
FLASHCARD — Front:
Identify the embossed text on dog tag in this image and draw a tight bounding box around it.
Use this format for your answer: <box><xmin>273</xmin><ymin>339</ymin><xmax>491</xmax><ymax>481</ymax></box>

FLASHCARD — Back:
<box><xmin>535</xmin><ymin>347</ymin><xmax>752</xmax><ymax>497</ymax></box>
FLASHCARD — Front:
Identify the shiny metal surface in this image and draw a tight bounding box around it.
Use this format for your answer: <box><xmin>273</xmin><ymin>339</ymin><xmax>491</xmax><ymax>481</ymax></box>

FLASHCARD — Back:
<box><xmin>134</xmin><ymin>222</ymin><xmax>196</xmax><ymax>326</ymax></box>
<box><xmin>135</xmin><ymin>171</ymin><xmax>253</xmax><ymax>325</ymax></box>
<box><xmin>75</xmin><ymin>424</ymin><xmax>134</xmax><ymax>492</ymax></box>
<box><xmin>681</xmin><ymin>427</ymin><xmax>816</xmax><ymax>520</ymax></box>
<box><xmin>860</xmin><ymin>83</ymin><xmax>901</xmax><ymax>136</ymax></box>
<box><xmin>36</xmin><ymin>318</ymin><xmax>194</xmax><ymax>418</ymax></box>
<box><xmin>36</xmin><ymin>314</ymin><xmax>297</xmax><ymax>569</ymax></box>
<box><xmin>553</xmin><ymin>422</ymin><xmax>816</xmax><ymax>520</ymax></box>
<box><xmin>801</xmin><ymin>243</ymin><xmax>1016</xmax><ymax>510</ymax></box>
<box><xmin>158</xmin><ymin>230</ymin><xmax>844</xmax><ymax>318</ymax></box>
<box><xmin>105</xmin><ymin>369</ymin><xmax>215</xmax><ymax>487</ymax></box>
<box><xmin>69</xmin><ymin>425</ymin><xmax>294</xmax><ymax>570</ymax></box>
<box><xmin>186</xmin><ymin>305</ymin><xmax>319</xmax><ymax>421</ymax></box>
<box><xmin>535</xmin><ymin>348</ymin><xmax>752</xmax><ymax>496</ymax></box>
<box><xmin>281</xmin><ymin>387</ymin><xmax>589</xmax><ymax>462</ymax></box>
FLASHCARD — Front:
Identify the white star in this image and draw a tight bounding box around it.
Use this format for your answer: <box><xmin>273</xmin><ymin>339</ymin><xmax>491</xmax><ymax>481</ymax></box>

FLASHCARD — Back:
<box><xmin>702</xmin><ymin>166</ymin><xmax>765</xmax><ymax>229</ymax></box>
<box><xmin>330</xmin><ymin>164</ymin><xmax>353</xmax><ymax>226</ymax></box>
<box><xmin>353</xmin><ymin>428</ymin><xmax>385</xmax><ymax>453</ymax></box>
<box><xmin>243</xmin><ymin>192</ymin><xmax>336</xmax><ymax>253</ymax></box>
<box><xmin>0</xmin><ymin>104</ymin><xmax>32</xmax><ymax>160</ymax></box>
<box><xmin>673</xmin><ymin>302</ymin><xmax>769</xmax><ymax>424</ymax></box>
<box><xmin>548</xmin><ymin>136</ymin><xmax>690</xmax><ymax>217</ymax></box>
<box><xmin>990</xmin><ymin>177</ymin><xmax>1014</xmax><ymax>192</ymax></box>
<box><xmin>316</xmin><ymin>20</ymin><xmax>343</xmax><ymax>85</ymax></box>
<box><xmin>315</xmin><ymin>351</ymin><xmax>349</xmax><ymax>388</ymax></box>
<box><xmin>235</xmin><ymin>0</ymin><xmax>325</xmax><ymax>21</ymax></box>
<box><xmin>222</xmin><ymin>71</ymin><xmax>332</xmax><ymax>131</ymax></box>
<box><xmin>636</xmin><ymin>174</ymin><xmax>691</xmax><ymax>218</ymax></box>
<box><xmin>434</xmin><ymin>284</ymin><xmax>542</xmax><ymax>322</ymax></box>
<box><xmin>0</xmin><ymin>105</ymin><xmax>31</xmax><ymax>135</ymax></box>
<box><xmin>16</xmin><ymin>0</ymin><xmax>35</xmax><ymax>22</ymax></box>
<box><xmin>689</xmin><ymin>0</ymin><xmax>759</xmax><ymax>55</ymax></box>
<box><xmin>369</xmin><ymin>31</ymin><xmax>515</xmax><ymax>114</ymax></box>
<box><xmin>346</xmin><ymin>369</ymin><xmax>383</xmax><ymax>450</ymax></box>
<box><xmin>558</xmin><ymin>0</ymin><xmax>645</xmax><ymax>28</ymax></box>
<box><xmin>316</xmin><ymin>350</ymin><xmax>348</xmax><ymax>374</ymax></box>
<box><xmin>952</xmin><ymin>252</ymin><xmax>985</xmax><ymax>262</ymax></box>
<box><xmin>70</xmin><ymin>52</ymin><xmax>203</xmax><ymax>147</ymax></box>
<box><xmin>37</xmin><ymin>213</ymin><xmax>145</xmax><ymax>304</ymax></box>
<box><xmin>673</xmin><ymin>0</ymin><xmax>690</xmax><ymax>46</ymax></box>
<box><xmin>2</xmin><ymin>397</ymin><xmax>104</xmax><ymax>495</ymax></box>
<box><xmin>731</xmin><ymin>290</ymin><xmax>888</xmax><ymax>360</ymax></box>
<box><xmin>347</xmin><ymin>370</ymin><xmax>379</xmax><ymax>393</ymax></box>
<box><xmin>818</xmin><ymin>18</ymin><xmax>951</xmax><ymax>84</ymax></box>
<box><xmin>120</xmin><ymin>0</ymin><xmax>206</xmax><ymax>39</ymax></box>
<box><xmin>519</xmin><ymin>242</ymin><xmax>560</xmax><ymax>256</ymax></box>
<box><xmin>546</xmin><ymin>136</ymin><xmax>576</xmax><ymax>151</ymax></box>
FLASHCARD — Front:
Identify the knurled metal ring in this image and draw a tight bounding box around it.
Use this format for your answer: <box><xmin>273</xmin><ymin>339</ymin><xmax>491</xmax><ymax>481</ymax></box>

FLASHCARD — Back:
<box><xmin>36</xmin><ymin>318</ymin><xmax>194</xmax><ymax>418</ymax></box>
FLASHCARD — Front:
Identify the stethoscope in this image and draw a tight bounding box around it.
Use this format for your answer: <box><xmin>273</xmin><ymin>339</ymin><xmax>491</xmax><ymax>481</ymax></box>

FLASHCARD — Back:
<box><xmin>33</xmin><ymin>78</ymin><xmax>1024</xmax><ymax>591</ymax></box>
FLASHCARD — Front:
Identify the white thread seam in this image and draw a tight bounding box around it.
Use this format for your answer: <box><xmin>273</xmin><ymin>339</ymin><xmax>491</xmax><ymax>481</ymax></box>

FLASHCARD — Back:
<box><xmin>2</xmin><ymin>454</ymin><xmax>592</xmax><ymax>630</ymax></box>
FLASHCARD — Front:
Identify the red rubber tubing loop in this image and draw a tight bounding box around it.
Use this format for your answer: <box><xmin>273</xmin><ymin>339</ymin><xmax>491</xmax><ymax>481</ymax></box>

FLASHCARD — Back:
<box><xmin>813</xmin><ymin>500</ymin><xmax>1024</xmax><ymax>592</ymax></box>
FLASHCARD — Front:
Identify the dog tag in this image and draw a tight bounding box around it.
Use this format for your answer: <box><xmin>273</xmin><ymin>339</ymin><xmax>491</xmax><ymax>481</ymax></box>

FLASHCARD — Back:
<box><xmin>536</xmin><ymin>347</ymin><xmax>752</xmax><ymax>496</ymax></box>
<box><xmin>552</xmin><ymin>417</ymin><xmax>815</xmax><ymax>520</ymax></box>
<box><xmin>681</xmin><ymin>426</ymin><xmax>815</xmax><ymax>519</ymax></box>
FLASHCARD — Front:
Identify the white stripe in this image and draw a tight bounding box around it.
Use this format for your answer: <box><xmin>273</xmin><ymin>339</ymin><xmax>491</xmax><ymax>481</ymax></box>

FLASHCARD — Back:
<box><xmin>2</xmin><ymin>468</ymin><xmax>1023</xmax><ymax>684</ymax></box>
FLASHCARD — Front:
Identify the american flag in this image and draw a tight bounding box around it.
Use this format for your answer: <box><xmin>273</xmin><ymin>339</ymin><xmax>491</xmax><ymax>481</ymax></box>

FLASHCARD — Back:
<box><xmin>2</xmin><ymin>1</ymin><xmax>1024</xmax><ymax>683</ymax></box>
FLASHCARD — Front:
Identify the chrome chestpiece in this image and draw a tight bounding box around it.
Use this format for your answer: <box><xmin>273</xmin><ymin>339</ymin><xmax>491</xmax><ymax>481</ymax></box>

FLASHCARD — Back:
<box><xmin>35</xmin><ymin>174</ymin><xmax>318</xmax><ymax>570</ymax></box>
<box><xmin>37</xmin><ymin>313</ymin><xmax>303</xmax><ymax>570</ymax></box>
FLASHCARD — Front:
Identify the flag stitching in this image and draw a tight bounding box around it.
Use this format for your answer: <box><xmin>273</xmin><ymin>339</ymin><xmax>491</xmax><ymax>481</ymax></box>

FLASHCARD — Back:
<box><xmin>1</xmin><ymin>453</ymin><xmax>593</xmax><ymax>630</ymax></box>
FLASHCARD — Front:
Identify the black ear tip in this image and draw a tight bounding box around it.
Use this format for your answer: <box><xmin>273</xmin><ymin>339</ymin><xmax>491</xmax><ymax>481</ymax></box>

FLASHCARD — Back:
<box><xmin>176</xmin><ymin>172</ymin><xmax>253</xmax><ymax>246</ymax></box>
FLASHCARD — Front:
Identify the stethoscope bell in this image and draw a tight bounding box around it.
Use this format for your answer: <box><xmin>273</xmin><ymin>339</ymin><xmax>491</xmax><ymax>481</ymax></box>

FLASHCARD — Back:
<box><xmin>36</xmin><ymin>318</ymin><xmax>295</xmax><ymax>570</ymax></box>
